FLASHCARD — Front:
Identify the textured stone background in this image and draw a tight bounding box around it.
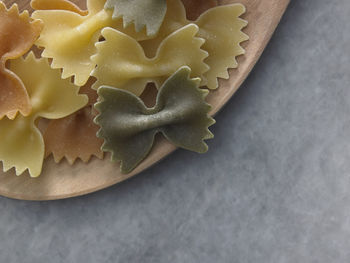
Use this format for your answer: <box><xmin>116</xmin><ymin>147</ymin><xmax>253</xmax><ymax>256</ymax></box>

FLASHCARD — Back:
<box><xmin>1</xmin><ymin>0</ymin><xmax>350</xmax><ymax>262</ymax></box>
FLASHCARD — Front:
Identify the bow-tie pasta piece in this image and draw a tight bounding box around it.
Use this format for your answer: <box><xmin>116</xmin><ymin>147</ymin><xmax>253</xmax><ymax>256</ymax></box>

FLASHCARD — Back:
<box><xmin>44</xmin><ymin>81</ymin><xmax>104</xmax><ymax>164</ymax></box>
<box><xmin>44</xmin><ymin>107</ymin><xmax>104</xmax><ymax>164</ymax></box>
<box><xmin>91</xmin><ymin>24</ymin><xmax>209</xmax><ymax>96</ymax></box>
<box><xmin>31</xmin><ymin>0</ymin><xmax>150</xmax><ymax>86</ymax></box>
<box><xmin>0</xmin><ymin>53</ymin><xmax>88</xmax><ymax>177</ymax></box>
<box><xmin>95</xmin><ymin>66</ymin><xmax>215</xmax><ymax>174</ymax></box>
<box><xmin>140</xmin><ymin>0</ymin><xmax>248</xmax><ymax>90</ymax></box>
<box><xmin>31</xmin><ymin>0</ymin><xmax>88</xmax><ymax>15</ymax></box>
<box><xmin>105</xmin><ymin>0</ymin><xmax>167</xmax><ymax>37</ymax></box>
<box><xmin>181</xmin><ymin>0</ymin><xmax>217</xmax><ymax>20</ymax></box>
<box><xmin>0</xmin><ymin>2</ymin><xmax>43</xmax><ymax>120</ymax></box>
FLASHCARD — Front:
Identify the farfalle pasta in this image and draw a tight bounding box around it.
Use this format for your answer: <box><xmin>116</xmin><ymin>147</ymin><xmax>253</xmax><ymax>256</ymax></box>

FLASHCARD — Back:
<box><xmin>91</xmin><ymin>24</ymin><xmax>209</xmax><ymax>96</ymax></box>
<box><xmin>44</xmin><ymin>107</ymin><xmax>103</xmax><ymax>164</ymax></box>
<box><xmin>0</xmin><ymin>0</ymin><xmax>249</xmax><ymax>178</ymax></box>
<box><xmin>105</xmin><ymin>0</ymin><xmax>167</xmax><ymax>36</ymax></box>
<box><xmin>0</xmin><ymin>53</ymin><xmax>87</xmax><ymax>177</ymax></box>
<box><xmin>95</xmin><ymin>67</ymin><xmax>215</xmax><ymax>173</ymax></box>
<box><xmin>31</xmin><ymin>0</ymin><xmax>150</xmax><ymax>86</ymax></box>
<box><xmin>0</xmin><ymin>2</ymin><xmax>43</xmax><ymax>120</ymax></box>
<box><xmin>44</xmin><ymin>81</ymin><xmax>104</xmax><ymax>164</ymax></box>
<box><xmin>140</xmin><ymin>0</ymin><xmax>248</xmax><ymax>90</ymax></box>
<box><xmin>31</xmin><ymin>0</ymin><xmax>88</xmax><ymax>15</ymax></box>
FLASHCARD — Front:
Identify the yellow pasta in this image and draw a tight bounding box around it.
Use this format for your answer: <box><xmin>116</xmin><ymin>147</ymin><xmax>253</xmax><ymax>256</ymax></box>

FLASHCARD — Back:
<box><xmin>0</xmin><ymin>53</ymin><xmax>88</xmax><ymax>177</ymax></box>
<box><xmin>92</xmin><ymin>24</ymin><xmax>209</xmax><ymax>96</ymax></box>
<box><xmin>31</xmin><ymin>0</ymin><xmax>88</xmax><ymax>16</ymax></box>
<box><xmin>31</xmin><ymin>0</ymin><xmax>150</xmax><ymax>86</ymax></box>
<box><xmin>140</xmin><ymin>0</ymin><xmax>248</xmax><ymax>90</ymax></box>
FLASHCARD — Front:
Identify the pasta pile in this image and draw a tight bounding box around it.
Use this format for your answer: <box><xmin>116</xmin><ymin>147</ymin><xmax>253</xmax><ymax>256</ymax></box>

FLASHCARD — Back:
<box><xmin>0</xmin><ymin>0</ymin><xmax>248</xmax><ymax>177</ymax></box>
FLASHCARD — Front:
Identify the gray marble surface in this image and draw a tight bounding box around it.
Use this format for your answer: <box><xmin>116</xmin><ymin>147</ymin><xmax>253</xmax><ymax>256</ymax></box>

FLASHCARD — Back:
<box><xmin>1</xmin><ymin>0</ymin><xmax>350</xmax><ymax>262</ymax></box>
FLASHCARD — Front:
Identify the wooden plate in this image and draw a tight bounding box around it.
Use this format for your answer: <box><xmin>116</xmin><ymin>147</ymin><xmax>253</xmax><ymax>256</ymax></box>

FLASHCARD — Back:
<box><xmin>0</xmin><ymin>0</ymin><xmax>290</xmax><ymax>200</ymax></box>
